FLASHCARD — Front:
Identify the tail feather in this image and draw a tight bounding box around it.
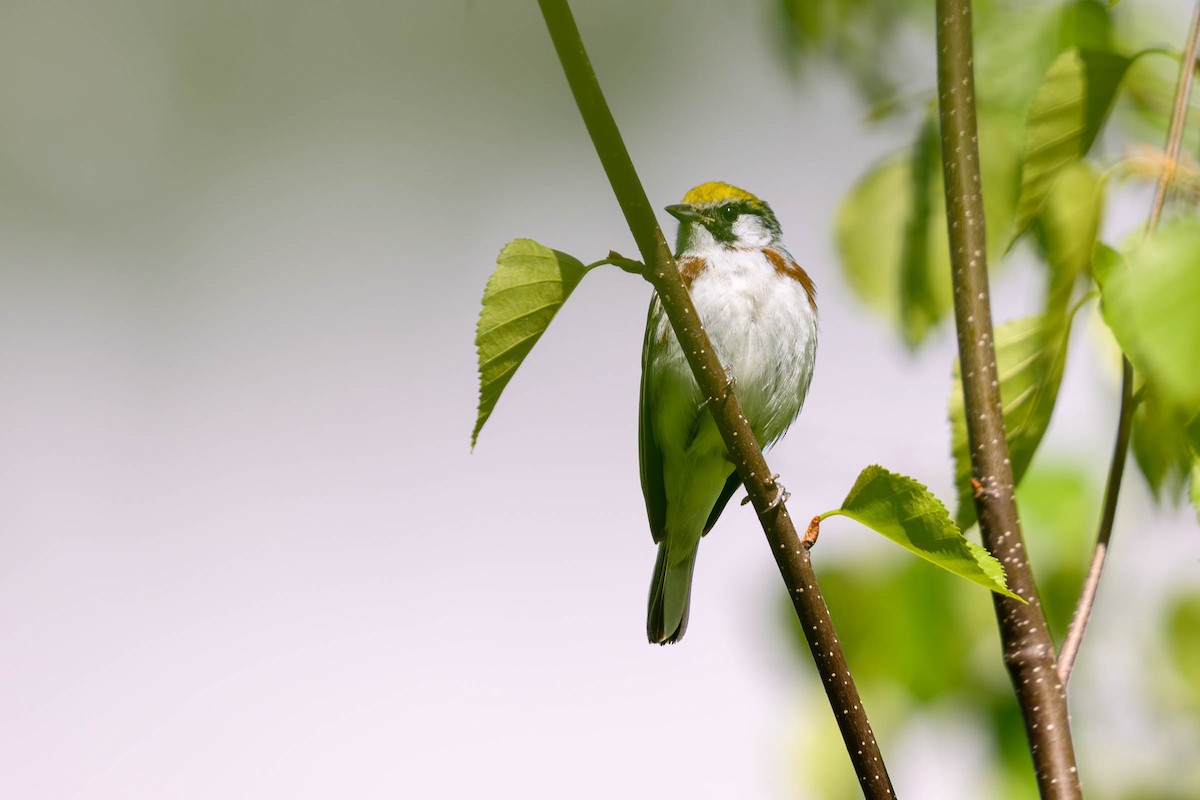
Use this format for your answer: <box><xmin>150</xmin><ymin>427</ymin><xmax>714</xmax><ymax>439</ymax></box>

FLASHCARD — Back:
<box><xmin>646</xmin><ymin>543</ymin><xmax>699</xmax><ymax>644</ymax></box>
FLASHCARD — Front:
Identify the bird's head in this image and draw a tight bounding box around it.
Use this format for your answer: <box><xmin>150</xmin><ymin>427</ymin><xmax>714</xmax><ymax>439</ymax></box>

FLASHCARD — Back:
<box><xmin>665</xmin><ymin>182</ymin><xmax>782</xmax><ymax>254</ymax></box>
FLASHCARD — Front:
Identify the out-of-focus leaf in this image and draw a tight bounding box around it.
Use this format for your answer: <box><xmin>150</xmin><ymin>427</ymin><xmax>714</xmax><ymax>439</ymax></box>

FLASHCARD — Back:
<box><xmin>1121</xmin><ymin>51</ymin><xmax>1200</xmax><ymax>161</ymax></box>
<box><xmin>835</xmin><ymin>154</ymin><xmax>913</xmax><ymax>320</ymax></box>
<box><xmin>1015</xmin><ymin>462</ymin><xmax>1096</xmax><ymax>639</ymax></box>
<box><xmin>1166</xmin><ymin>594</ymin><xmax>1200</xmax><ymax>705</ymax></box>
<box><xmin>836</xmin><ymin>109</ymin><xmax>1020</xmax><ymax>348</ymax></box>
<box><xmin>975</xmin><ymin>3</ymin><xmax>1063</xmax><ymax>112</ymax></box>
<box><xmin>899</xmin><ymin>113</ymin><xmax>950</xmax><ymax>346</ymax></box>
<box><xmin>786</xmin><ymin>558</ymin><xmax>983</xmax><ymax>704</ymax></box>
<box><xmin>1100</xmin><ymin>218</ymin><xmax>1200</xmax><ymax>409</ymax></box>
<box><xmin>472</xmin><ymin>239</ymin><xmax>593</xmax><ymax>448</ymax></box>
<box><xmin>773</xmin><ymin>0</ymin><xmax>923</xmax><ymax>102</ymax></box>
<box><xmin>1132</xmin><ymin>383</ymin><xmax>1195</xmax><ymax>501</ymax></box>
<box><xmin>951</xmin><ymin>315</ymin><xmax>1073</xmax><ymax>530</ymax></box>
<box><xmin>1035</xmin><ymin>160</ymin><xmax>1104</xmax><ymax>312</ymax></box>
<box><xmin>1012</xmin><ymin>48</ymin><xmax>1131</xmax><ymax>241</ymax></box>
<box><xmin>821</xmin><ymin>465</ymin><xmax>1022</xmax><ymax>600</ymax></box>
<box><xmin>1090</xmin><ymin>241</ymin><xmax>1126</xmax><ymax>287</ymax></box>
<box><xmin>1057</xmin><ymin>0</ymin><xmax>1113</xmax><ymax>53</ymax></box>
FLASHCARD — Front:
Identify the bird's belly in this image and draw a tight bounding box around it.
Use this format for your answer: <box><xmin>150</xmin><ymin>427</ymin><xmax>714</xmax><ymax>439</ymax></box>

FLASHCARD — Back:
<box><xmin>686</xmin><ymin>260</ymin><xmax>816</xmax><ymax>446</ymax></box>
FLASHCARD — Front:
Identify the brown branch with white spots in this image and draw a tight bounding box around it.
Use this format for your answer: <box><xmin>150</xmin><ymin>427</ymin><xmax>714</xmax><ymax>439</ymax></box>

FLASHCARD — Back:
<box><xmin>536</xmin><ymin>0</ymin><xmax>895</xmax><ymax>795</ymax></box>
<box><xmin>935</xmin><ymin>1</ymin><xmax>1082</xmax><ymax>797</ymax></box>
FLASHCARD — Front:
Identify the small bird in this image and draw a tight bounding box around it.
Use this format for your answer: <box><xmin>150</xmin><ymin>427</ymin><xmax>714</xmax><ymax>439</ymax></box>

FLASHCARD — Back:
<box><xmin>640</xmin><ymin>182</ymin><xmax>818</xmax><ymax>644</ymax></box>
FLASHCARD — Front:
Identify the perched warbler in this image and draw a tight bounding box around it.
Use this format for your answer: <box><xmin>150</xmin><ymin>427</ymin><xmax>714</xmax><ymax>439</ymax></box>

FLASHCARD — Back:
<box><xmin>640</xmin><ymin>181</ymin><xmax>818</xmax><ymax>644</ymax></box>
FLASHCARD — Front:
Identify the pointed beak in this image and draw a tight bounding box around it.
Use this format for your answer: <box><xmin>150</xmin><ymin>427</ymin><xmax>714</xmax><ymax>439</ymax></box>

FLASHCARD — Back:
<box><xmin>665</xmin><ymin>203</ymin><xmax>705</xmax><ymax>223</ymax></box>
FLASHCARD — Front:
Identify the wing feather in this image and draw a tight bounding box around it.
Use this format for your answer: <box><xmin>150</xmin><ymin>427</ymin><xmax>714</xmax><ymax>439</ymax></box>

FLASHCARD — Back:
<box><xmin>703</xmin><ymin>472</ymin><xmax>742</xmax><ymax>536</ymax></box>
<box><xmin>639</xmin><ymin>299</ymin><xmax>668</xmax><ymax>544</ymax></box>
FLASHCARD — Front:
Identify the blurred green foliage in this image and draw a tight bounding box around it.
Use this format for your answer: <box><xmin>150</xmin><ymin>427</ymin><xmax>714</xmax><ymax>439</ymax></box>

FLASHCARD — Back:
<box><xmin>774</xmin><ymin>0</ymin><xmax>1200</xmax><ymax>796</ymax></box>
<box><xmin>949</xmin><ymin>314</ymin><xmax>1074</xmax><ymax>531</ymax></box>
<box><xmin>814</xmin><ymin>0</ymin><xmax>1200</xmax><ymax>523</ymax></box>
<box><xmin>787</xmin><ymin>462</ymin><xmax>1200</xmax><ymax>798</ymax></box>
<box><xmin>772</xmin><ymin>0</ymin><xmax>930</xmax><ymax>102</ymax></box>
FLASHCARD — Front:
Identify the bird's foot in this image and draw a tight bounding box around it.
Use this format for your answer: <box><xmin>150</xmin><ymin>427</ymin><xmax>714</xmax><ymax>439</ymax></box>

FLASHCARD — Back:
<box><xmin>766</xmin><ymin>474</ymin><xmax>790</xmax><ymax>511</ymax></box>
<box><xmin>970</xmin><ymin>476</ymin><xmax>999</xmax><ymax>500</ymax></box>
<box><xmin>741</xmin><ymin>474</ymin><xmax>789</xmax><ymax>511</ymax></box>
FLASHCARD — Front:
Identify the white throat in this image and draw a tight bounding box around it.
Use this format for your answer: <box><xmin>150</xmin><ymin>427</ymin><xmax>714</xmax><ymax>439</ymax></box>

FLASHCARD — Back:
<box><xmin>730</xmin><ymin>215</ymin><xmax>774</xmax><ymax>248</ymax></box>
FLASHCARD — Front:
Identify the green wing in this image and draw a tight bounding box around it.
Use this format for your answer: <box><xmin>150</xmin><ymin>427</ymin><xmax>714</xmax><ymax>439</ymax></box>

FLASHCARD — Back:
<box><xmin>639</xmin><ymin>298</ymin><xmax>745</xmax><ymax>542</ymax></box>
<box><xmin>639</xmin><ymin>299</ymin><xmax>668</xmax><ymax>544</ymax></box>
<box><xmin>703</xmin><ymin>473</ymin><xmax>742</xmax><ymax>536</ymax></box>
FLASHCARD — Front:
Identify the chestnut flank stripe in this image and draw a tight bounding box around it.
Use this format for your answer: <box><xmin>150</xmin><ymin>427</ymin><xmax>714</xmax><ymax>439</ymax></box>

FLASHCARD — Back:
<box><xmin>764</xmin><ymin>248</ymin><xmax>817</xmax><ymax>311</ymax></box>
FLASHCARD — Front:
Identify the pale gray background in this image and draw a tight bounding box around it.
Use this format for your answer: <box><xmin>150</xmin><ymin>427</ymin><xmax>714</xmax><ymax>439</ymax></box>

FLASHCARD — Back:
<box><xmin>1</xmin><ymin>1</ymin><xmax>1196</xmax><ymax>798</ymax></box>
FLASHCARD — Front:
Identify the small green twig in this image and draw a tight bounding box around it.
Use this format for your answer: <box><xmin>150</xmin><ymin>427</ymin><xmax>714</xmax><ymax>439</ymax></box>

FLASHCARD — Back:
<box><xmin>1057</xmin><ymin>0</ymin><xmax>1200</xmax><ymax>686</ymax></box>
<box><xmin>537</xmin><ymin>1</ymin><xmax>895</xmax><ymax>795</ymax></box>
<box><xmin>586</xmin><ymin>251</ymin><xmax>645</xmax><ymax>275</ymax></box>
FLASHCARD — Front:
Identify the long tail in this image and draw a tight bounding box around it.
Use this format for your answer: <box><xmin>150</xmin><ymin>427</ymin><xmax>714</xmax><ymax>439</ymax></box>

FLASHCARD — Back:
<box><xmin>646</xmin><ymin>542</ymin><xmax>699</xmax><ymax>644</ymax></box>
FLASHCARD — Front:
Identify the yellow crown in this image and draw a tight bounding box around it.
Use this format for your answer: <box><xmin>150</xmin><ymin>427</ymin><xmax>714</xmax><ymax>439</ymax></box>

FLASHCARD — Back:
<box><xmin>680</xmin><ymin>181</ymin><xmax>760</xmax><ymax>206</ymax></box>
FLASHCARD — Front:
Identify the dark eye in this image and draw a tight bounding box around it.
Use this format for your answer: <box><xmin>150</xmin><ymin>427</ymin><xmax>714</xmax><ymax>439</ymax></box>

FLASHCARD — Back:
<box><xmin>720</xmin><ymin>204</ymin><xmax>739</xmax><ymax>222</ymax></box>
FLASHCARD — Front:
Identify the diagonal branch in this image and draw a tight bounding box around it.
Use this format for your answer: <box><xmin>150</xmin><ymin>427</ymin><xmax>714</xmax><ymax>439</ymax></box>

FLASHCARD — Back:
<box><xmin>536</xmin><ymin>0</ymin><xmax>895</xmax><ymax>795</ymax></box>
<box><xmin>934</xmin><ymin>1</ymin><xmax>1082</xmax><ymax>797</ymax></box>
<box><xmin>1057</xmin><ymin>0</ymin><xmax>1200</xmax><ymax>686</ymax></box>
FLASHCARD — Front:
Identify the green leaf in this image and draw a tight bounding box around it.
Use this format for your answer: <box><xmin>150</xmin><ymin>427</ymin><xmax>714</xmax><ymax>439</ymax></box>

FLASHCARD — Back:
<box><xmin>835</xmin><ymin>153</ymin><xmax>914</xmax><ymax>322</ymax></box>
<box><xmin>821</xmin><ymin>465</ymin><xmax>1023</xmax><ymax>601</ymax></box>
<box><xmin>472</xmin><ymin>239</ymin><xmax>593</xmax><ymax>448</ymax></box>
<box><xmin>1166</xmin><ymin>594</ymin><xmax>1200</xmax><ymax>706</ymax></box>
<box><xmin>950</xmin><ymin>314</ymin><xmax>1074</xmax><ymax>530</ymax></box>
<box><xmin>1014</xmin><ymin>462</ymin><xmax>1098</xmax><ymax>639</ymax></box>
<box><xmin>1056</xmin><ymin>0</ymin><xmax>1113</xmax><ymax>53</ymax></box>
<box><xmin>1090</xmin><ymin>241</ymin><xmax>1126</xmax><ymax>287</ymax></box>
<box><xmin>1034</xmin><ymin>160</ymin><xmax>1104</xmax><ymax>312</ymax></box>
<box><xmin>1121</xmin><ymin>49</ymin><xmax>1200</xmax><ymax>161</ymax></box>
<box><xmin>773</xmin><ymin>0</ymin><xmax>916</xmax><ymax>103</ymax></box>
<box><xmin>1012</xmin><ymin>48</ymin><xmax>1131</xmax><ymax>241</ymax></box>
<box><xmin>1131</xmin><ymin>383</ymin><xmax>1196</xmax><ymax>501</ymax></box>
<box><xmin>898</xmin><ymin>113</ymin><xmax>951</xmax><ymax>347</ymax></box>
<box><xmin>836</xmin><ymin>109</ymin><xmax>1020</xmax><ymax>348</ymax></box>
<box><xmin>1100</xmin><ymin>218</ymin><xmax>1200</xmax><ymax>409</ymax></box>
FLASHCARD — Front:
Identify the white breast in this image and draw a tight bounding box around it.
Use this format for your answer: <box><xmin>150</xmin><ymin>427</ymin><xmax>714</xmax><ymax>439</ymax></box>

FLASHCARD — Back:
<box><xmin>648</xmin><ymin>246</ymin><xmax>818</xmax><ymax>450</ymax></box>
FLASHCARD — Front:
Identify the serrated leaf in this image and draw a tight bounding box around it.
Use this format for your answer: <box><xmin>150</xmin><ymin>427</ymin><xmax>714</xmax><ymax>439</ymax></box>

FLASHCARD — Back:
<box><xmin>472</xmin><ymin>239</ymin><xmax>592</xmax><ymax>448</ymax></box>
<box><xmin>1035</xmin><ymin>160</ymin><xmax>1104</xmax><ymax>312</ymax></box>
<box><xmin>1100</xmin><ymin>218</ymin><xmax>1200</xmax><ymax>409</ymax></box>
<box><xmin>822</xmin><ymin>465</ymin><xmax>1022</xmax><ymax>601</ymax></box>
<box><xmin>951</xmin><ymin>315</ymin><xmax>1073</xmax><ymax>530</ymax></box>
<box><xmin>1012</xmin><ymin>48</ymin><xmax>1131</xmax><ymax>241</ymax></box>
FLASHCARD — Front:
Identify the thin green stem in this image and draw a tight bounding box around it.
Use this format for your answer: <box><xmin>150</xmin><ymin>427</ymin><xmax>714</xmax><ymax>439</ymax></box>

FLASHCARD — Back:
<box><xmin>1057</xmin><ymin>359</ymin><xmax>1134</xmax><ymax>684</ymax></box>
<box><xmin>934</xmin><ymin>1</ymin><xmax>1082</xmax><ymax>796</ymax></box>
<box><xmin>536</xmin><ymin>1</ymin><xmax>895</xmax><ymax>795</ymax></box>
<box><xmin>1057</xmin><ymin>0</ymin><xmax>1200</xmax><ymax>686</ymax></box>
<box><xmin>585</xmin><ymin>253</ymin><xmax>644</xmax><ymax>275</ymax></box>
